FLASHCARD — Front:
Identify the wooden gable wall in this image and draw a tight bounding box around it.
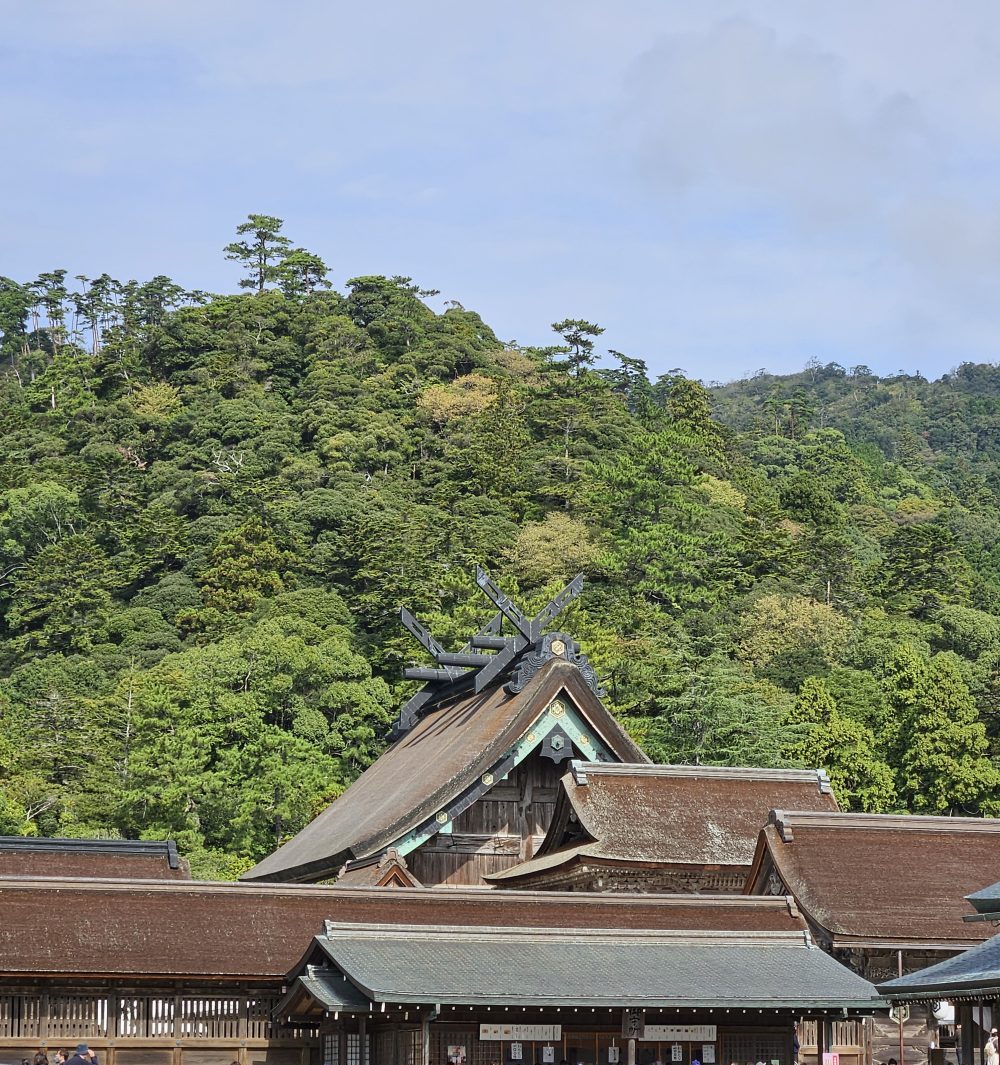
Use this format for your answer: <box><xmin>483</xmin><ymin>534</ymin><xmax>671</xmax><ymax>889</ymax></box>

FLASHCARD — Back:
<box><xmin>407</xmin><ymin>748</ymin><xmax>563</xmax><ymax>887</ymax></box>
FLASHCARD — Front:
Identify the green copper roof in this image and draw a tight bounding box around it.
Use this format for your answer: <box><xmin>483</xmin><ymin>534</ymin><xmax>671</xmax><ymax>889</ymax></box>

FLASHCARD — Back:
<box><xmin>880</xmin><ymin>931</ymin><xmax>1000</xmax><ymax>1001</ymax></box>
<box><xmin>298</xmin><ymin>923</ymin><xmax>883</xmax><ymax>1011</ymax></box>
<box><xmin>965</xmin><ymin>879</ymin><xmax>1000</xmax><ymax>918</ymax></box>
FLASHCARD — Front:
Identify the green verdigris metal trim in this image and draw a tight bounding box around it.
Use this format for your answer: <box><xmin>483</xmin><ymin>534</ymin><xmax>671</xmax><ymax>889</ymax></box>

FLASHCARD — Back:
<box><xmin>393</xmin><ymin>697</ymin><xmax>613</xmax><ymax>857</ymax></box>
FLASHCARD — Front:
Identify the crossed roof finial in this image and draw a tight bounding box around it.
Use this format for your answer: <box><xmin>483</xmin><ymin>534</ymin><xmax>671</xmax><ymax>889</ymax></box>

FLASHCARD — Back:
<box><xmin>393</xmin><ymin>567</ymin><xmax>598</xmax><ymax>736</ymax></box>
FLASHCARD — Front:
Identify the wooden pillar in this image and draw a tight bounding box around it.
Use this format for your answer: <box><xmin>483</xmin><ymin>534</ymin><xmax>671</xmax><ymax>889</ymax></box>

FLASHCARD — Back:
<box><xmin>173</xmin><ymin>990</ymin><xmax>183</xmax><ymax>1065</ymax></box>
<box><xmin>360</xmin><ymin>1016</ymin><xmax>369</xmax><ymax>1065</ymax></box>
<box><xmin>627</xmin><ymin>1039</ymin><xmax>636</xmax><ymax>1065</ymax></box>
<box><xmin>980</xmin><ymin>1004</ymin><xmax>988</xmax><ymax>1065</ymax></box>
<box><xmin>961</xmin><ymin>1004</ymin><xmax>975</xmax><ymax>1065</ymax></box>
<box><xmin>817</xmin><ymin>1018</ymin><xmax>827</xmax><ymax>1065</ymax></box>
<box><xmin>422</xmin><ymin>1015</ymin><xmax>431</xmax><ymax>1065</ymax></box>
<box><xmin>897</xmin><ymin>952</ymin><xmax>905</xmax><ymax>1065</ymax></box>
<box><xmin>108</xmin><ymin>991</ymin><xmax>119</xmax><ymax>1065</ymax></box>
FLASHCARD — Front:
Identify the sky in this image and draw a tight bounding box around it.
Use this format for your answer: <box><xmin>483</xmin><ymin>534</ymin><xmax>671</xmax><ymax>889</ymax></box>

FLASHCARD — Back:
<box><xmin>3</xmin><ymin>1</ymin><xmax>1000</xmax><ymax>382</ymax></box>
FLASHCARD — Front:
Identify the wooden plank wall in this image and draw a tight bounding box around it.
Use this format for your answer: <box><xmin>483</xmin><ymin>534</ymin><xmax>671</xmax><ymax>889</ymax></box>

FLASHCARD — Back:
<box><xmin>407</xmin><ymin>751</ymin><xmax>563</xmax><ymax>887</ymax></box>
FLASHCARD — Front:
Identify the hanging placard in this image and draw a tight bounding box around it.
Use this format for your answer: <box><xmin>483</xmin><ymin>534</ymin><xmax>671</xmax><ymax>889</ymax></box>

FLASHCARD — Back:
<box><xmin>543</xmin><ymin>1049</ymin><xmax>555</xmax><ymax>1063</ymax></box>
<box><xmin>481</xmin><ymin>1026</ymin><xmax>562</xmax><ymax>1042</ymax></box>
<box><xmin>703</xmin><ymin>1047</ymin><xmax>716</xmax><ymax>1064</ymax></box>
<box><xmin>622</xmin><ymin>1009</ymin><xmax>645</xmax><ymax>1040</ymax></box>
<box><xmin>671</xmin><ymin>1045</ymin><xmax>684</xmax><ymax>1062</ymax></box>
<box><xmin>511</xmin><ymin>1044</ymin><xmax>523</xmax><ymax>1061</ymax></box>
<box><xmin>608</xmin><ymin>1049</ymin><xmax>620</xmax><ymax>1064</ymax></box>
<box><xmin>644</xmin><ymin>1027</ymin><xmax>717</xmax><ymax>1043</ymax></box>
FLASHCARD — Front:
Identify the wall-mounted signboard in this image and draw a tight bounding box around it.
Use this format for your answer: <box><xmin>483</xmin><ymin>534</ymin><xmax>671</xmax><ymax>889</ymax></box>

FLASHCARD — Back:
<box><xmin>642</xmin><ymin>1027</ymin><xmax>718</xmax><ymax>1043</ymax></box>
<box><xmin>480</xmin><ymin>1025</ymin><xmax>563</xmax><ymax>1042</ymax></box>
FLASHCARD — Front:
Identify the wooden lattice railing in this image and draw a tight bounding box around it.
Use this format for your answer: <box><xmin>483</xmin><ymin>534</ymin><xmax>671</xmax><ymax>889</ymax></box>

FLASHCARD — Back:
<box><xmin>0</xmin><ymin>991</ymin><xmax>300</xmax><ymax>1042</ymax></box>
<box><xmin>800</xmin><ymin>1020</ymin><xmax>867</xmax><ymax>1049</ymax></box>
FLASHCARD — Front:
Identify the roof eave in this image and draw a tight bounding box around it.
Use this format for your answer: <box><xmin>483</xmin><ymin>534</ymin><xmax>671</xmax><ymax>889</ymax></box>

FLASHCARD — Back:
<box><xmin>243</xmin><ymin>846</ymin><xmax>354</xmax><ymax>883</ymax></box>
<box><xmin>829</xmin><ymin>934</ymin><xmax>985</xmax><ymax>951</ymax></box>
<box><xmin>368</xmin><ymin>993</ymin><xmax>885</xmax><ymax>1010</ymax></box>
<box><xmin>881</xmin><ymin>983</ymin><xmax>1000</xmax><ymax>1002</ymax></box>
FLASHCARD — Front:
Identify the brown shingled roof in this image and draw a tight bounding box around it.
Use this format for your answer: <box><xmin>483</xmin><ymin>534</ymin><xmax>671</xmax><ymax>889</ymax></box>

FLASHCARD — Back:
<box><xmin>489</xmin><ymin>763</ymin><xmax>837</xmax><ymax>884</ymax></box>
<box><xmin>0</xmin><ymin>879</ymin><xmax>805</xmax><ymax>981</ymax></box>
<box><xmin>244</xmin><ymin>660</ymin><xmax>646</xmax><ymax>883</ymax></box>
<box><xmin>0</xmin><ymin>836</ymin><xmax>189</xmax><ymax>880</ymax></box>
<box><xmin>745</xmin><ymin>810</ymin><xmax>1000</xmax><ymax>949</ymax></box>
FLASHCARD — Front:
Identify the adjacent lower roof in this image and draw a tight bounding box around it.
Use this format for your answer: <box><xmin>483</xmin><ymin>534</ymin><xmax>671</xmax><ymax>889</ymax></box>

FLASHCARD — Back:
<box><xmin>289</xmin><ymin>921</ymin><xmax>883</xmax><ymax>1010</ymax></box>
<box><xmin>967</xmin><ymin>880</ymin><xmax>1000</xmax><ymax>911</ymax></box>
<box><xmin>0</xmin><ymin>879</ymin><xmax>803</xmax><ymax>981</ymax></box>
<box><xmin>745</xmin><ymin>810</ymin><xmax>1000</xmax><ymax>948</ymax></box>
<box><xmin>964</xmin><ymin>879</ymin><xmax>1000</xmax><ymax>922</ymax></box>
<box><xmin>879</xmin><ymin>932</ymin><xmax>1000</xmax><ymax>1001</ymax></box>
<box><xmin>0</xmin><ymin>836</ymin><xmax>189</xmax><ymax>880</ymax></box>
<box><xmin>244</xmin><ymin>661</ymin><xmax>646</xmax><ymax>883</ymax></box>
<box><xmin>488</xmin><ymin>763</ymin><xmax>836</xmax><ymax>885</ymax></box>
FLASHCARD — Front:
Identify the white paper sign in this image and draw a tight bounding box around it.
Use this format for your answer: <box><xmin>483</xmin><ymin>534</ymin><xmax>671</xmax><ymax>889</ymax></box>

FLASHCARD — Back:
<box><xmin>672</xmin><ymin>1045</ymin><xmax>683</xmax><ymax>1062</ymax></box>
<box><xmin>703</xmin><ymin>1047</ymin><xmax>716</xmax><ymax>1064</ymax></box>
<box><xmin>644</xmin><ymin>1028</ymin><xmax>717</xmax><ymax>1043</ymax></box>
<box><xmin>511</xmin><ymin>1044</ymin><xmax>523</xmax><ymax>1061</ymax></box>
<box><xmin>608</xmin><ymin>1049</ymin><xmax>620</xmax><ymax>1064</ymax></box>
<box><xmin>543</xmin><ymin>1049</ymin><xmax>555</xmax><ymax>1063</ymax></box>
<box><xmin>481</xmin><ymin>1026</ymin><xmax>562</xmax><ymax>1043</ymax></box>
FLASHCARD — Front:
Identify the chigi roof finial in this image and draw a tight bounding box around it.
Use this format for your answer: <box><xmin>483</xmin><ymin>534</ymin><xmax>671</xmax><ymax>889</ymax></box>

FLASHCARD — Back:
<box><xmin>393</xmin><ymin>566</ymin><xmax>601</xmax><ymax>736</ymax></box>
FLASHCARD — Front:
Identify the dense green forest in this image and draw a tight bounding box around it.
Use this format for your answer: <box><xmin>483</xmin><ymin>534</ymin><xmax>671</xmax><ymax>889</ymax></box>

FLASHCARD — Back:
<box><xmin>2</xmin><ymin>215</ymin><xmax>999</xmax><ymax>877</ymax></box>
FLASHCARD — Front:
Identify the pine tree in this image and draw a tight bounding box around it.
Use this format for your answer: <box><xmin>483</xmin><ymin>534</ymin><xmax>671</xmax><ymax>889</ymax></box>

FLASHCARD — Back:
<box><xmin>224</xmin><ymin>214</ymin><xmax>293</xmax><ymax>293</ymax></box>
<box><xmin>898</xmin><ymin>652</ymin><xmax>999</xmax><ymax>814</ymax></box>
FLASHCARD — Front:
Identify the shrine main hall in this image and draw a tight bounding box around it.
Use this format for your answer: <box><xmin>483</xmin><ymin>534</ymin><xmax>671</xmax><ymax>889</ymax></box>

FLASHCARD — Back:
<box><xmin>1</xmin><ymin>575</ymin><xmax>997</xmax><ymax>1065</ymax></box>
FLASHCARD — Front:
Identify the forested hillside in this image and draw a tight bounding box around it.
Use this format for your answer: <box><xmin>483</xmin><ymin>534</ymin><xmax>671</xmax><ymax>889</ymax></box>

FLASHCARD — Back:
<box><xmin>2</xmin><ymin>216</ymin><xmax>999</xmax><ymax>877</ymax></box>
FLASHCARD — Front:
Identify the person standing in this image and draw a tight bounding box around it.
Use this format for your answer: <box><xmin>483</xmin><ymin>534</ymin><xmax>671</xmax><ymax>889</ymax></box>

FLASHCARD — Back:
<box><xmin>985</xmin><ymin>1028</ymin><xmax>999</xmax><ymax>1065</ymax></box>
<box><xmin>64</xmin><ymin>1045</ymin><xmax>97</xmax><ymax>1065</ymax></box>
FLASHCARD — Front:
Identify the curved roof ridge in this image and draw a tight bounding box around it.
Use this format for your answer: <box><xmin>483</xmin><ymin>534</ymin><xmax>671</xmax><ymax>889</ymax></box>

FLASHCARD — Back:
<box><xmin>319</xmin><ymin>921</ymin><xmax>811</xmax><ymax>942</ymax></box>
<box><xmin>572</xmin><ymin>762</ymin><xmax>831</xmax><ymax>786</ymax></box>
<box><xmin>772</xmin><ymin>809</ymin><xmax>1000</xmax><ymax>834</ymax></box>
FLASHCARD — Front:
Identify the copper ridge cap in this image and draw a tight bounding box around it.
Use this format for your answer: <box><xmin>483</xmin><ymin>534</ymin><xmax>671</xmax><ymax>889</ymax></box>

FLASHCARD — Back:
<box><xmin>0</xmin><ymin>876</ymin><xmax>809</xmax><ymax>904</ymax></box>
<box><xmin>570</xmin><ymin>761</ymin><xmax>831</xmax><ymax>790</ymax></box>
<box><xmin>319</xmin><ymin>920</ymin><xmax>812</xmax><ymax>944</ymax></box>
<box><xmin>767</xmin><ymin>809</ymin><xmax>1000</xmax><ymax>835</ymax></box>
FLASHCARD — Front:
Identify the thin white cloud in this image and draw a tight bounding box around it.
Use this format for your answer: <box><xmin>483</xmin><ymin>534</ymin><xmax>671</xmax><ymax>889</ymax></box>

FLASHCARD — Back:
<box><xmin>621</xmin><ymin>17</ymin><xmax>929</xmax><ymax>225</ymax></box>
<box><xmin>5</xmin><ymin>1</ymin><xmax>1000</xmax><ymax>379</ymax></box>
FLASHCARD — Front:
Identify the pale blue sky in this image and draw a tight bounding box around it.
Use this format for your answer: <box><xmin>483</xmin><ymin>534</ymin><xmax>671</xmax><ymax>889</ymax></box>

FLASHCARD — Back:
<box><xmin>3</xmin><ymin>1</ymin><xmax>1000</xmax><ymax>381</ymax></box>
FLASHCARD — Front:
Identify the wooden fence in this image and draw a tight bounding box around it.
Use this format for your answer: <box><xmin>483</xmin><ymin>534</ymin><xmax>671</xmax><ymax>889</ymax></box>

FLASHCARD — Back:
<box><xmin>799</xmin><ymin>1019</ymin><xmax>868</xmax><ymax>1065</ymax></box>
<box><xmin>0</xmin><ymin>989</ymin><xmax>315</xmax><ymax>1065</ymax></box>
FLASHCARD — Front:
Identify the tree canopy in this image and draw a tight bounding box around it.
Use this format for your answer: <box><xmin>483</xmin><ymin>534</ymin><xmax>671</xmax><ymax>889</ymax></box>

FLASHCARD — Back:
<box><xmin>2</xmin><ymin>218</ymin><xmax>1000</xmax><ymax>875</ymax></box>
